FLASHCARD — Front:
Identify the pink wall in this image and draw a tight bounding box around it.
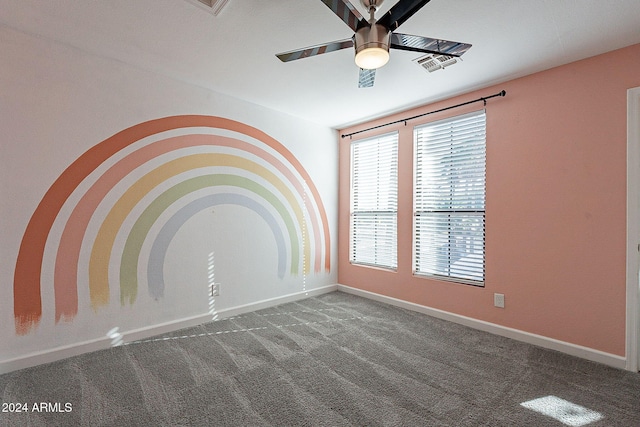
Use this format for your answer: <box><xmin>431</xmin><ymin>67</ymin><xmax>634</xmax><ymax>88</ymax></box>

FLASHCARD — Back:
<box><xmin>338</xmin><ymin>43</ymin><xmax>640</xmax><ymax>357</ymax></box>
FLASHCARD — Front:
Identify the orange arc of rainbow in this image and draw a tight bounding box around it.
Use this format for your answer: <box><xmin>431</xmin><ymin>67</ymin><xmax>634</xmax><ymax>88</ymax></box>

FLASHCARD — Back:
<box><xmin>13</xmin><ymin>116</ymin><xmax>330</xmax><ymax>334</ymax></box>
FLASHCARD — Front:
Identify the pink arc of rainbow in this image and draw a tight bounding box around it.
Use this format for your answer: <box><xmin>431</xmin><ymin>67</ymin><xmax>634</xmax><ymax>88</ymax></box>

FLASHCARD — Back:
<box><xmin>56</xmin><ymin>134</ymin><xmax>322</xmax><ymax>321</ymax></box>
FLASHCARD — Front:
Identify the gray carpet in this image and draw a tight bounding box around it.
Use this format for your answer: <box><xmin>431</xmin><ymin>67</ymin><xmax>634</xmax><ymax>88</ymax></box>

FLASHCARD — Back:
<box><xmin>1</xmin><ymin>291</ymin><xmax>639</xmax><ymax>426</ymax></box>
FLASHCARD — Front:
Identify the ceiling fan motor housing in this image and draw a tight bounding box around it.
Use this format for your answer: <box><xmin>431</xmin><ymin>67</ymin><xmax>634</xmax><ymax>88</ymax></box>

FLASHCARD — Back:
<box><xmin>354</xmin><ymin>24</ymin><xmax>391</xmax><ymax>69</ymax></box>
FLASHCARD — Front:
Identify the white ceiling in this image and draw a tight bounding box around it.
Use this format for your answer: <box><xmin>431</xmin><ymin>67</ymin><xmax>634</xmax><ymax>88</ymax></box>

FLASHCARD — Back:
<box><xmin>1</xmin><ymin>0</ymin><xmax>639</xmax><ymax>129</ymax></box>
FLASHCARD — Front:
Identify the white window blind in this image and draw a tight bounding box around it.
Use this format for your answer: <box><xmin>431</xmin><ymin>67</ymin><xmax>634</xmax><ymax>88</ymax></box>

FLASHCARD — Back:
<box><xmin>350</xmin><ymin>132</ymin><xmax>398</xmax><ymax>269</ymax></box>
<box><xmin>413</xmin><ymin>110</ymin><xmax>486</xmax><ymax>285</ymax></box>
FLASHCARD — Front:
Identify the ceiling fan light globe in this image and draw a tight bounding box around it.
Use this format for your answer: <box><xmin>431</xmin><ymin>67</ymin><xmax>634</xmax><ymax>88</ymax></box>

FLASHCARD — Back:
<box><xmin>355</xmin><ymin>47</ymin><xmax>389</xmax><ymax>69</ymax></box>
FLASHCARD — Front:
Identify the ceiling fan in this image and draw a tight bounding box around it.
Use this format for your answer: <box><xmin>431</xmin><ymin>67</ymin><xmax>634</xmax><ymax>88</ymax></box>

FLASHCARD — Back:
<box><xmin>276</xmin><ymin>0</ymin><xmax>472</xmax><ymax>88</ymax></box>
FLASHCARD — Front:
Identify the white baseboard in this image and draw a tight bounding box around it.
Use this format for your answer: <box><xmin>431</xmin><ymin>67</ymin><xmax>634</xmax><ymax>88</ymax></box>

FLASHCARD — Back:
<box><xmin>0</xmin><ymin>284</ymin><xmax>337</xmax><ymax>374</ymax></box>
<box><xmin>4</xmin><ymin>283</ymin><xmax>626</xmax><ymax>374</ymax></box>
<box><xmin>337</xmin><ymin>284</ymin><xmax>628</xmax><ymax>370</ymax></box>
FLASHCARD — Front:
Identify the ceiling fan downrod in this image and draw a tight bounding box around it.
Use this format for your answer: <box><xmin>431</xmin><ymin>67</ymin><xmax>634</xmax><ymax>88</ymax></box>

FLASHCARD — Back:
<box><xmin>362</xmin><ymin>0</ymin><xmax>381</xmax><ymax>21</ymax></box>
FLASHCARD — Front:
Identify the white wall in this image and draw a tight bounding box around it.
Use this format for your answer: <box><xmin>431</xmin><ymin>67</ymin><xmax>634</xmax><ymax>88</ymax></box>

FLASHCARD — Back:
<box><xmin>0</xmin><ymin>24</ymin><xmax>338</xmax><ymax>371</ymax></box>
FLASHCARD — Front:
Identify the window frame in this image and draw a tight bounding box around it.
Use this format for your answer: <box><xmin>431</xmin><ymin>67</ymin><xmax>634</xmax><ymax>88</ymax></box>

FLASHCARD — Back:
<box><xmin>412</xmin><ymin>110</ymin><xmax>486</xmax><ymax>286</ymax></box>
<box><xmin>349</xmin><ymin>131</ymin><xmax>399</xmax><ymax>271</ymax></box>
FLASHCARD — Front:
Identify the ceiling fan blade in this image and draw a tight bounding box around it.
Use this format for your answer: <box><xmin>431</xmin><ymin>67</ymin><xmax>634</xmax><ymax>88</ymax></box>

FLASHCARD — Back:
<box><xmin>320</xmin><ymin>0</ymin><xmax>365</xmax><ymax>32</ymax></box>
<box><xmin>390</xmin><ymin>33</ymin><xmax>471</xmax><ymax>57</ymax></box>
<box><xmin>276</xmin><ymin>38</ymin><xmax>354</xmax><ymax>62</ymax></box>
<box><xmin>378</xmin><ymin>0</ymin><xmax>432</xmax><ymax>31</ymax></box>
<box><xmin>358</xmin><ymin>68</ymin><xmax>376</xmax><ymax>88</ymax></box>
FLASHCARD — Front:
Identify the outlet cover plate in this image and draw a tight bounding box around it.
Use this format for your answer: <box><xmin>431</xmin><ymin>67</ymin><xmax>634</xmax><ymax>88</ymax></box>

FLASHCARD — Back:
<box><xmin>494</xmin><ymin>293</ymin><xmax>505</xmax><ymax>308</ymax></box>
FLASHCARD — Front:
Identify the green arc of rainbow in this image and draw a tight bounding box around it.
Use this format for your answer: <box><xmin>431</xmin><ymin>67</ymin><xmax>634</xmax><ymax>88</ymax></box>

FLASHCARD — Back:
<box><xmin>119</xmin><ymin>174</ymin><xmax>296</xmax><ymax>305</ymax></box>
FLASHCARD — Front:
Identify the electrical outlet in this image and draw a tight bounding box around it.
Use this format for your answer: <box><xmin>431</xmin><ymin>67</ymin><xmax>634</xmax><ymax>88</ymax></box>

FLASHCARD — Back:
<box><xmin>211</xmin><ymin>284</ymin><xmax>219</xmax><ymax>297</ymax></box>
<box><xmin>494</xmin><ymin>293</ymin><xmax>505</xmax><ymax>308</ymax></box>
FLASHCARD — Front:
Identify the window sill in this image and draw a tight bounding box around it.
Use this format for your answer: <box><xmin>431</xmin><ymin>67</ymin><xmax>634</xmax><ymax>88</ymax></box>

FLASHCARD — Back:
<box><xmin>413</xmin><ymin>272</ymin><xmax>484</xmax><ymax>287</ymax></box>
<box><xmin>350</xmin><ymin>261</ymin><xmax>397</xmax><ymax>273</ymax></box>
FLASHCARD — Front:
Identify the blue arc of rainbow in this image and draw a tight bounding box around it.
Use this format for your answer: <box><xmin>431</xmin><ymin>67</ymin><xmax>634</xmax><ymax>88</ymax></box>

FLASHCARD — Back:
<box><xmin>147</xmin><ymin>193</ymin><xmax>287</xmax><ymax>299</ymax></box>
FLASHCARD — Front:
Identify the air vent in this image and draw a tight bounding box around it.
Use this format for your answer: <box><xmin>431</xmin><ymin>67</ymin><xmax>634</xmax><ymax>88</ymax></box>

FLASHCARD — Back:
<box><xmin>358</xmin><ymin>69</ymin><xmax>376</xmax><ymax>88</ymax></box>
<box><xmin>413</xmin><ymin>53</ymin><xmax>458</xmax><ymax>73</ymax></box>
<box><xmin>184</xmin><ymin>0</ymin><xmax>230</xmax><ymax>16</ymax></box>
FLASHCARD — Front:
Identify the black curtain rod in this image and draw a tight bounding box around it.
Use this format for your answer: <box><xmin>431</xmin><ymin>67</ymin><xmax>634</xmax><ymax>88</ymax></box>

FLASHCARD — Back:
<box><xmin>341</xmin><ymin>89</ymin><xmax>507</xmax><ymax>139</ymax></box>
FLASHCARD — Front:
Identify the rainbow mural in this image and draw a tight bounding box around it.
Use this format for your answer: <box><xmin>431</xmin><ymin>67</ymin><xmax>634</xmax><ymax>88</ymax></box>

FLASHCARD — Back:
<box><xmin>13</xmin><ymin>116</ymin><xmax>330</xmax><ymax>335</ymax></box>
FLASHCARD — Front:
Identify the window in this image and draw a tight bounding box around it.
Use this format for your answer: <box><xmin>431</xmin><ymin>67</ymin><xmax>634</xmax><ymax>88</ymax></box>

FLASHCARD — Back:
<box><xmin>413</xmin><ymin>111</ymin><xmax>486</xmax><ymax>285</ymax></box>
<box><xmin>350</xmin><ymin>132</ymin><xmax>398</xmax><ymax>269</ymax></box>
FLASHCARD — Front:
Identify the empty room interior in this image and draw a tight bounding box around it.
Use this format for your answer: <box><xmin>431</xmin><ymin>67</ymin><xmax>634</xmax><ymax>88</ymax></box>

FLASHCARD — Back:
<box><xmin>2</xmin><ymin>0</ymin><xmax>640</xmax><ymax>425</ymax></box>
